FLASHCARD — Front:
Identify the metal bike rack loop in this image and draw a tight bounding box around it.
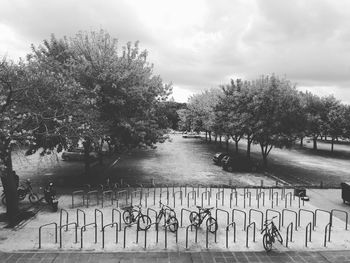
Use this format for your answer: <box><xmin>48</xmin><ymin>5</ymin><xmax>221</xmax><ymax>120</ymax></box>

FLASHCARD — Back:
<box><xmin>186</xmin><ymin>223</ymin><xmax>198</xmax><ymax>249</ymax></box>
<box><xmin>102</xmin><ymin>222</ymin><xmax>118</xmax><ymax>248</ymax></box>
<box><xmin>265</xmin><ymin>209</ymin><xmax>281</xmax><ymax>230</ymax></box>
<box><xmin>286</xmin><ymin>222</ymin><xmax>294</xmax><ymax>248</ymax></box>
<box><xmin>205</xmin><ymin>222</ymin><xmax>217</xmax><ymax>249</ymax></box>
<box><xmin>282</xmin><ymin>209</ymin><xmax>298</xmax><ymax>231</ymax></box>
<box><xmin>246</xmin><ymin>222</ymin><xmax>256</xmax><ymax>248</ymax></box>
<box><xmin>314</xmin><ymin>209</ymin><xmax>331</xmax><ymax>227</ymax></box>
<box><xmin>38</xmin><ymin>222</ymin><xmax>57</xmax><ymax>249</ymax></box>
<box><xmin>60</xmin><ymin>209</ymin><xmax>69</xmax><ymax>231</ymax></box>
<box><xmin>216</xmin><ymin>208</ymin><xmax>230</xmax><ymax>226</ymax></box>
<box><xmin>72</xmin><ymin>190</ymin><xmax>85</xmax><ymax>208</ymax></box>
<box><xmin>324</xmin><ymin>223</ymin><xmax>331</xmax><ymax>247</ymax></box>
<box><xmin>81</xmin><ymin>223</ymin><xmax>97</xmax><ymax>249</ymax></box>
<box><xmin>60</xmin><ymin>222</ymin><xmax>77</xmax><ymax>248</ymax></box>
<box><xmin>225</xmin><ymin>222</ymin><xmax>236</xmax><ymax>248</ymax></box>
<box><xmin>76</xmin><ymin>209</ymin><xmax>86</xmax><ymax>231</ymax></box>
<box><xmin>305</xmin><ymin>222</ymin><xmax>312</xmax><ymax>247</ymax></box>
<box><xmin>86</xmin><ymin>190</ymin><xmax>99</xmax><ymax>208</ymax></box>
<box><xmin>248</xmin><ymin>209</ymin><xmax>264</xmax><ymax>231</ymax></box>
<box><xmin>181</xmin><ymin>208</ymin><xmax>193</xmax><ymax>227</ymax></box>
<box><xmin>298</xmin><ymin>209</ymin><xmax>315</xmax><ymax>230</ymax></box>
<box><xmin>112</xmin><ymin>208</ymin><xmax>122</xmax><ymax>231</ymax></box>
<box><xmin>187</xmin><ymin>191</ymin><xmax>197</xmax><ymax>208</ymax></box>
<box><xmin>202</xmin><ymin>191</ymin><xmax>211</xmax><ymax>207</ymax></box>
<box><xmin>95</xmin><ymin>208</ymin><xmax>104</xmax><ymax>232</ymax></box>
<box><xmin>232</xmin><ymin>209</ymin><xmax>247</xmax><ymax>231</ymax></box>
<box><xmin>330</xmin><ymin>209</ymin><xmax>348</xmax><ymax>230</ymax></box>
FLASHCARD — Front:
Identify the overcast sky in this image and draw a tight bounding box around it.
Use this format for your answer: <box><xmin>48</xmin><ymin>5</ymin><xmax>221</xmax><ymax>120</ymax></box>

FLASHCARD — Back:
<box><xmin>1</xmin><ymin>0</ymin><xmax>350</xmax><ymax>103</ymax></box>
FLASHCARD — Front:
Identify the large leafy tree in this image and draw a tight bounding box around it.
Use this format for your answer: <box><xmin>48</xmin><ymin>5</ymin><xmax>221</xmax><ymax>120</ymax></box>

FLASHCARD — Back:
<box><xmin>251</xmin><ymin>75</ymin><xmax>303</xmax><ymax>167</ymax></box>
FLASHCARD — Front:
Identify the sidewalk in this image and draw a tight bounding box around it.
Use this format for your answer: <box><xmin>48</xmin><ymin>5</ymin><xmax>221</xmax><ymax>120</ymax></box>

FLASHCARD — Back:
<box><xmin>1</xmin><ymin>250</ymin><xmax>350</xmax><ymax>263</ymax></box>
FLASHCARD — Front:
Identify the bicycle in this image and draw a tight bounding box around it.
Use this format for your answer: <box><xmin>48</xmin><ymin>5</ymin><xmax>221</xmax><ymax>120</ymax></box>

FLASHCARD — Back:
<box><xmin>1</xmin><ymin>179</ymin><xmax>39</xmax><ymax>205</ymax></box>
<box><xmin>121</xmin><ymin>204</ymin><xmax>151</xmax><ymax>230</ymax></box>
<box><xmin>261</xmin><ymin>216</ymin><xmax>283</xmax><ymax>252</ymax></box>
<box><xmin>189</xmin><ymin>205</ymin><xmax>218</xmax><ymax>233</ymax></box>
<box><xmin>156</xmin><ymin>201</ymin><xmax>179</xmax><ymax>232</ymax></box>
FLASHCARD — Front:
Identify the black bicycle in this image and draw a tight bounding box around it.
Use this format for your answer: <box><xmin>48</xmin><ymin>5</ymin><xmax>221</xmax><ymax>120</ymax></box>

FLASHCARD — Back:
<box><xmin>156</xmin><ymin>202</ymin><xmax>179</xmax><ymax>232</ymax></box>
<box><xmin>121</xmin><ymin>204</ymin><xmax>151</xmax><ymax>230</ymax></box>
<box><xmin>261</xmin><ymin>216</ymin><xmax>283</xmax><ymax>252</ymax></box>
<box><xmin>189</xmin><ymin>206</ymin><xmax>218</xmax><ymax>233</ymax></box>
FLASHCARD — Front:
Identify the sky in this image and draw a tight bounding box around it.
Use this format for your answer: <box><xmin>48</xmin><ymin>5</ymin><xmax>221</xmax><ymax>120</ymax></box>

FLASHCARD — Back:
<box><xmin>1</xmin><ymin>0</ymin><xmax>350</xmax><ymax>103</ymax></box>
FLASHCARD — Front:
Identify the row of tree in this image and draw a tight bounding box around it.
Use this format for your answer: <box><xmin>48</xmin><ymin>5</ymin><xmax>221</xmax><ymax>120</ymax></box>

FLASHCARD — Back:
<box><xmin>0</xmin><ymin>30</ymin><xmax>173</xmax><ymax>225</ymax></box>
<box><xmin>178</xmin><ymin>75</ymin><xmax>349</xmax><ymax>167</ymax></box>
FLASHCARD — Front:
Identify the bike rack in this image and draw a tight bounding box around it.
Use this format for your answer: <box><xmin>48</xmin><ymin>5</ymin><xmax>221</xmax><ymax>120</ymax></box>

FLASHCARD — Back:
<box><xmin>215</xmin><ymin>191</ymin><xmax>224</xmax><ymax>208</ymax></box>
<box><xmin>246</xmin><ymin>222</ymin><xmax>256</xmax><ymax>248</ymax></box>
<box><xmin>271</xmin><ymin>192</ymin><xmax>279</xmax><ymax>208</ymax></box>
<box><xmin>112</xmin><ymin>208</ymin><xmax>122</xmax><ymax>231</ymax></box>
<box><xmin>187</xmin><ymin>191</ymin><xmax>196</xmax><ymax>208</ymax></box>
<box><xmin>269</xmin><ymin>187</ymin><xmax>273</xmax><ymax>200</ymax></box>
<box><xmin>243</xmin><ymin>191</ymin><xmax>251</xmax><ymax>208</ymax></box>
<box><xmin>265</xmin><ymin>209</ymin><xmax>281</xmax><ymax>230</ymax></box>
<box><xmin>102</xmin><ymin>223</ymin><xmax>118</xmax><ymax>248</ymax></box>
<box><xmin>314</xmin><ymin>209</ymin><xmax>331</xmax><ymax>227</ymax></box>
<box><xmin>285</xmin><ymin>222</ymin><xmax>293</xmax><ymax>248</ymax></box>
<box><xmin>131</xmin><ymin>190</ymin><xmax>142</xmax><ymax>205</ymax></box>
<box><xmin>95</xmin><ymin>208</ymin><xmax>104</xmax><ymax>232</ymax></box>
<box><xmin>180</xmin><ymin>208</ymin><xmax>193</xmax><ymax>227</ymax></box>
<box><xmin>102</xmin><ymin>190</ymin><xmax>113</xmax><ymax>208</ymax></box>
<box><xmin>216</xmin><ymin>208</ymin><xmax>230</xmax><ymax>226</ymax></box>
<box><xmin>123</xmin><ymin>223</ymin><xmax>137</xmax><ymax>248</ymax></box>
<box><xmin>298</xmin><ymin>209</ymin><xmax>315</xmax><ymax>230</ymax></box>
<box><xmin>205</xmin><ymin>222</ymin><xmax>217</xmax><ymax>249</ymax></box>
<box><xmin>76</xmin><ymin>209</ymin><xmax>86</xmax><ymax>231</ymax></box>
<box><xmin>152</xmin><ymin>187</ymin><xmax>156</xmax><ymax>206</ymax></box>
<box><xmin>86</xmin><ymin>190</ymin><xmax>99</xmax><ymax>208</ymax></box>
<box><xmin>284</xmin><ymin>192</ymin><xmax>292</xmax><ymax>208</ymax></box>
<box><xmin>38</xmin><ymin>222</ymin><xmax>57</xmax><ymax>249</ymax></box>
<box><xmin>248</xmin><ymin>209</ymin><xmax>264</xmax><ymax>230</ymax></box>
<box><xmin>148</xmin><ymin>222</ymin><xmax>160</xmax><ymax>243</ymax></box>
<box><xmin>298</xmin><ymin>196</ymin><xmax>305</xmax><ymax>208</ymax></box>
<box><xmin>186</xmin><ymin>223</ymin><xmax>198</xmax><ymax>249</ymax></box>
<box><xmin>147</xmin><ymin>208</ymin><xmax>158</xmax><ymax>227</ymax></box>
<box><xmin>81</xmin><ymin>223</ymin><xmax>97</xmax><ymax>248</ymax></box>
<box><xmin>281</xmin><ymin>187</ymin><xmax>286</xmax><ymax>200</ymax></box>
<box><xmin>232</xmin><ymin>209</ymin><xmax>247</xmax><ymax>231</ymax></box>
<box><xmin>257</xmin><ymin>191</ymin><xmax>265</xmax><ymax>209</ymax></box>
<box><xmin>117</xmin><ymin>190</ymin><xmax>128</xmax><ymax>206</ymax></box>
<box><xmin>282</xmin><ymin>209</ymin><xmax>298</xmax><ymax>231</ymax></box>
<box><xmin>305</xmin><ymin>222</ymin><xmax>312</xmax><ymax>247</ymax></box>
<box><xmin>173</xmin><ymin>190</ymin><xmax>183</xmax><ymax>207</ymax></box>
<box><xmin>160</xmin><ymin>190</ymin><xmax>170</xmax><ymax>205</ymax></box>
<box><xmin>59</xmin><ymin>222</ymin><xmax>77</xmax><ymax>248</ymax></box>
<box><xmin>225</xmin><ymin>222</ymin><xmax>236</xmax><ymax>248</ymax></box>
<box><xmin>324</xmin><ymin>223</ymin><xmax>331</xmax><ymax>247</ymax></box>
<box><xmin>330</xmin><ymin>209</ymin><xmax>348</xmax><ymax>230</ymax></box>
<box><xmin>164</xmin><ymin>224</ymin><xmax>178</xmax><ymax>249</ymax></box>
<box><xmin>229</xmin><ymin>191</ymin><xmax>238</xmax><ymax>208</ymax></box>
<box><xmin>71</xmin><ymin>190</ymin><xmax>85</xmax><ymax>208</ymax></box>
<box><xmin>60</xmin><ymin>209</ymin><xmax>69</xmax><ymax>231</ymax></box>
<box><xmin>202</xmin><ymin>191</ymin><xmax>211</xmax><ymax>207</ymax></box>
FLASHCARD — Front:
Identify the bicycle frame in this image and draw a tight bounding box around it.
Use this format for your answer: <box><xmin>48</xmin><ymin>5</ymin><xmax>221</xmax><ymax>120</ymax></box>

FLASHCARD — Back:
<box><xmin>198</xmin><ymin>208</ymin><xmax>212</xmax><ymax>225</ymax></box>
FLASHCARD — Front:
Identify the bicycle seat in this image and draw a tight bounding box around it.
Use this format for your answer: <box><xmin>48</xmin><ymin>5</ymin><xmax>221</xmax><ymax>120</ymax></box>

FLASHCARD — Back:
<box><xmin>121</xmin><ymin>205</ymin><xmax>133</xmax><ymax>211</ymax></box>
<box><xmin>196</xmin><ymin>205</ymin><xmax>202</xmax><ymax>209</ymax></box>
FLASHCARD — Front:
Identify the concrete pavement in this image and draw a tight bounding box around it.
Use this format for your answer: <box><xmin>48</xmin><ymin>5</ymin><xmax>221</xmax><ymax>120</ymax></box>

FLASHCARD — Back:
<box><xmin>1</xmin><ymin>250</ymin><xmax>350</xmax><ymax>263</ymax></box>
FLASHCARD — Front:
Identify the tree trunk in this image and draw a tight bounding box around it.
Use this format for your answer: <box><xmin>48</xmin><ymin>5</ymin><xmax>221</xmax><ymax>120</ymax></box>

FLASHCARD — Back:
<box><xmin>208</xmin><ymin>131</ymin><xmax>212</xmax><ymax>143</ymax></box>
<box><xmin>215</xmin><ymin>134</ymin><xmax>217</xmax><ymax>143</ymax></box>
<box><xmin>225</xmin><ymin>136</ymin><xmax>229</xmax><ymax>152</ymax></box>
<box><xmin>219</xmin><ymin>135</ymin><xmax>222</xmax><ymax>147</ymax></box>
<box><xmin>235</xmin><ymin>141</ymin><xmax>238</xmax><ymax>153</ymax></box>
<box><xmin>0</xmin><ymin>144</ymin><xmax>19</xmax><ymax>227</ymax></box>
<box><xmin>83</xmin><ymin>138</ymin><xmax>92</xmax><ymax>175</ymax></box>
<box><xmin>205</xmin><ymin>131</ymin><xmax>208</xmax><ymax>142</ymax></box>
<box><xmin>300</xmin><ymin>137</ymin><xmax>303</xmax><ymax>147</ymax></box>
<box><xmin>260</xmin><ymin>143</ymin><xmax>273</xmax><ymax>169</ymax></box>
<box><xmin>331</xmin><ymin>138</ymin><xmax>334</xmax><ymax>152</ymax></box>
<box><xmin>313</xmin><ymin>137</ymin><xmax>317</xmax><ymax>150</ymax></box>
<box><xmin>247</xmin><ymin>134</ymin><xmax>252</xmax><ymax>159</ymax></box>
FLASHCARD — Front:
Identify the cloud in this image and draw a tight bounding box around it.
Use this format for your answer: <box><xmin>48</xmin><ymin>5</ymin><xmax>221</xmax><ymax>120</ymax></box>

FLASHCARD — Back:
<box><xmin>1</xmin><ymin>0</ymin><xmax>350</xmax><ymax>102</ymax></box>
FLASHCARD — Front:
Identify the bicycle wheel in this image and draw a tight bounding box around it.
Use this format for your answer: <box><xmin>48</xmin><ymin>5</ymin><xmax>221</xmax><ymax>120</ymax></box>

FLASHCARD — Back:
<box><xmin>263</xmin><ymin>233</ymin><xmax>273</xmax><ymax>252</ymax></box>
<box><xmin>138</xmin><ymin>215</ymin><xmax>151</xmax><ymax>230</ymax></box>
<box><xmin>273</xmin><ymin>229</ymin><xmax>283</xmax><ymax>244</ymax></box>
<box><xmin>189</xmin><ymin>212</ymin><xmax>200</xmax><ymax>226</ymax></box>
<box><xmin>206</xmin><ymin>217</ymin><xmax>218</xmax><ymax>233</ymax></box>
<box><xmin>29</xmin><ymin>193</ymin><xmax>39</xmax><ymax>204</ymax></box>
<box><xmin>17</xmin><ymin>188</ymin><xmax>26</xmax><ymax>200</ymax></box>
<box><xmin>1</xmin><ymin>195</ymin><xmax>6</xmax><ymax>206</ymax></box>
<box><xmin>167</xmin><ymin>216</ymin><xmax>179</xmax><ymax>232</ymax></box>
<box><xmin>123</xmin><ymin>211</ymin><xmax>133</xmax><ymax>225</ymax></box>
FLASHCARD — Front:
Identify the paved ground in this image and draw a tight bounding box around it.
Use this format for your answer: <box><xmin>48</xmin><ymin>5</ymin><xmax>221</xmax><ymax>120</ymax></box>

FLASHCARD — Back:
<box><xmin>1</xmin><ymin>250</ymin><xmax>350</xmax><ymax>263</ymax></box>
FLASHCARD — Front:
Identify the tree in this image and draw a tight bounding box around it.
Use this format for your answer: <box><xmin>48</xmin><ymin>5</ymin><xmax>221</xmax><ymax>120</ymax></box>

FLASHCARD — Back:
<box><xmin>251</xmin><ymin>75</ymin><xmax>303</xmax><ymax>167</ymax></box>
